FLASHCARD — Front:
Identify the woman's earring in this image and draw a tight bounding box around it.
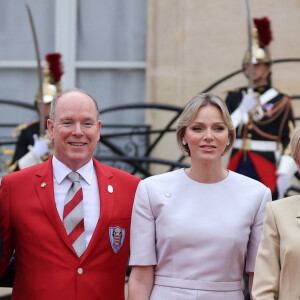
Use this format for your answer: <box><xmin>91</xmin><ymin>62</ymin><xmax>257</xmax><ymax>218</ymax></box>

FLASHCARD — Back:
<box><xmin>182</xmin><ymin>140</ymin><xmax>187</xmax><ymax>146</ymax></box>
<box><xmin>226</xmin><ymin>140</ymin><xmax>230</xmax><ymax>146</ymax></box>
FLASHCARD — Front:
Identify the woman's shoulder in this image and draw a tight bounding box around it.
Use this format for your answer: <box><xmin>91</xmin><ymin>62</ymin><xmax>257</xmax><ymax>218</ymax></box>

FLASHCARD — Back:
<box><xmin>143</xmin><ymin>168</ymin><xmax>184</xmax><ymax>184</ymax></box>
<box><xmin>228</xmin><ymin>171</ymin><xmax>269</xmax><ymax>191</ymax></box>
<box><xmin>270</xmin><ymin>195</ymin><xmax>300</xmax><ymax>209</ymax></box>
<box><xmin>267</xmin><ymin>195</ymin><xmax>300</xmax><ymax>222</ymax></box>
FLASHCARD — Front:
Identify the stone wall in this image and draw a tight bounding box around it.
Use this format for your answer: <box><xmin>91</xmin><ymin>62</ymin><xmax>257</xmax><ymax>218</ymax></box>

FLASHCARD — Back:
<box><xmin>146</xmin><ymin>0</ymin><xmax>300</xmax><ymax>173</ymax></box>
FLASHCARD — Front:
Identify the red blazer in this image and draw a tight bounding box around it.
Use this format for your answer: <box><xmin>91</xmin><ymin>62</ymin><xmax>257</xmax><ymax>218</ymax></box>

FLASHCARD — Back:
<box><xmin>0</xmin><ymin>157</ymin><xmax>140</xmax><ymax>300</ymax></box>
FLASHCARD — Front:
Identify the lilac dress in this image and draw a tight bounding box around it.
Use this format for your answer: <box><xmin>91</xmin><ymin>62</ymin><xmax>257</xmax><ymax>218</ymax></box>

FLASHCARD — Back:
<box><xmin>129</xmin><ymin>169</ymin><xmax>271</xmax><ymax>300</ymax></box>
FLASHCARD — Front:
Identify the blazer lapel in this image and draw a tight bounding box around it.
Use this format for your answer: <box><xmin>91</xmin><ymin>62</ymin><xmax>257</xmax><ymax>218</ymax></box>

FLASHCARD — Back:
<box><xmin>35</xmin><ymin>157</ymin><xmax>76</xmax><ymax>255</ymax></box>
<box><xmin>81</xmin><ymin>159</ymin><xmax>116</xmax><ymax>259</ymax></box>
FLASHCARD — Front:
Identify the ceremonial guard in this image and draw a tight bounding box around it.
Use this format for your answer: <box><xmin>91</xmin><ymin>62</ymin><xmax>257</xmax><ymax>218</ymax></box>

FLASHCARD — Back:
<box><xmin>226</xmin><ymin>17</ymin><xmax>296</xmax><ymax>200</ymax></box>
<box><xmin>8</xmin><ymin>53</ymin><xmax>64</xmax><ymax>173</ymax></box>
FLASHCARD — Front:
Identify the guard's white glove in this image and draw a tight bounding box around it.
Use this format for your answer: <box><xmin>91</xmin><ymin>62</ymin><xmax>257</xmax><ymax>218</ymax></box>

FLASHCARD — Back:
<box><xmin>240</xmin><ymin>91</ymin><xmax>257</xmax><ymax>113</ymax></box>
<box><xmin>32</xmin><ymin>134</ymin><xmax>49</xmax><ymax>158</ymax></box>
<box><xmin>276</xmin><ymin>174</ymin><xmax>291</xmax><ymax>199</ymax></box>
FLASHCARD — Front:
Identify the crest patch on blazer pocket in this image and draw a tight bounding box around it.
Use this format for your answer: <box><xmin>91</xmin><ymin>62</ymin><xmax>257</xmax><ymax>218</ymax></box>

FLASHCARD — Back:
<box><xmin>109</xmin><ymin>226</ymin><xmax>125</xmax><ymax>253</ymax></box>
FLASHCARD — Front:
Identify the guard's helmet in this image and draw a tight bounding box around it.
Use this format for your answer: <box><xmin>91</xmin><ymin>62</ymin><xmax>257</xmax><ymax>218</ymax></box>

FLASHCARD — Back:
<box><xmin>35</xmin><ymin>53</ymin><xmax>64</xmax><ymax>104</ymax></box>
<box><xmin>242</xmin><ymin>17</ymin><xmax>273</xmax><ymax>67</ymax></box>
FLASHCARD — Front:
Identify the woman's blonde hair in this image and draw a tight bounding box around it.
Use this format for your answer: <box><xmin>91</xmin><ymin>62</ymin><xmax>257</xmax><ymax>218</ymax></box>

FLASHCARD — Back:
<box><xmin>290</xmin><ymin>126</ymin><xmax>300</xmax><ymax>165</ymax></box>
<box><xmin>176</xmin><ymin>93</ymin><xmax>236</xmax><ymax>156</ymax></box>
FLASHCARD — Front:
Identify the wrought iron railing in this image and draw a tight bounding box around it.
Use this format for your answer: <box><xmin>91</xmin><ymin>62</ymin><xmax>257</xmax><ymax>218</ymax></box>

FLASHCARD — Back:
<box><xmin>1</xmin><ymin>58</ymin><xmax>300</xmax><ymax>191</ymax></box>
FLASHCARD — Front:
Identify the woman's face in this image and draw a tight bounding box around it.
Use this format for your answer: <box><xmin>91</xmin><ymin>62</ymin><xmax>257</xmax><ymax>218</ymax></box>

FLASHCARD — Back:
<box><xmin>183</xmin><ymin>105</ymin><xmax>229</xmax><ymax>164</ymax></box>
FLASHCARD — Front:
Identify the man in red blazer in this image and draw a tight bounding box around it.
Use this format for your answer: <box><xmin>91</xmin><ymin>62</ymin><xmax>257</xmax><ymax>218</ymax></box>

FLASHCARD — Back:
<box><xmin>0</xmin><ymin>89</ymin><xmax>140</xmax><ymax>299</ymax></box>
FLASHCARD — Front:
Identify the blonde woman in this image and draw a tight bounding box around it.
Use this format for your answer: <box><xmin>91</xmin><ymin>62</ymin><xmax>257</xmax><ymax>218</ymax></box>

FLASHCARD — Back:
<box><xmin>252</xmin><ymin>126</ymin><xmax>300</xmax><ymax>299</ymax></box>
<box><xmin>128</xmin><ymin>93</ymin><xmax>271</xmax><ymax>300</ymax></box>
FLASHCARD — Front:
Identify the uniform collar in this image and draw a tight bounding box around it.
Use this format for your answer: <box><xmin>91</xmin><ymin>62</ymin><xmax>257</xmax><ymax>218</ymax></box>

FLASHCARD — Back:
<box><xmin>254</xmin><ymin>83</ymin><xmax>271</xmax><ymax>94</ymax></box>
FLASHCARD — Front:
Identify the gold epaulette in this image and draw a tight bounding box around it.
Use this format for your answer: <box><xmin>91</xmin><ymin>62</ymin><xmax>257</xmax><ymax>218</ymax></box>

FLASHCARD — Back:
<box><xmin>3</xmin><ymin>159</ymin><xmax>12</xmax><ymax>169</ymax></box>
<box><xmin>7</xmin><ymin>161</ymin><xmax>18</xmax><ymax>174</ymax></box>
<box><xmin>12</xmin><ymin>120</ymin><xmax>38</xmax><ymax>138</ymax></box>
<box><xmin>2</xmin><ymin>147</ymin><xmax>14</xmax><ymax>156</ymax></box>
<box><xmin>1</xmin><ymin>146</ymin><xmax>15</xmax><ymax>173</ymax></box>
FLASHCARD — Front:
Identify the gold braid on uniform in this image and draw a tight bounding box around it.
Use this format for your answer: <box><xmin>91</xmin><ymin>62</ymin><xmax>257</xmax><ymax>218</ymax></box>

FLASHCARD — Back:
<box><xmin>12</xmin><ymin>120</ymin><xmax>38</xmax><ymax>138</ymax></box>
<box><xmin>1</xmin><ymin>121</ymin><xmax>38</xmax><ymax>173</ymax></box>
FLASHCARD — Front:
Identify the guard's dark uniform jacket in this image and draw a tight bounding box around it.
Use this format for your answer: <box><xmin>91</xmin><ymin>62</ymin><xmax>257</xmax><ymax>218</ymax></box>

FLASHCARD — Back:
<box><xmin>9</xmin><ymin>121</ymin><xmax>40</xmax><ymax>173</ymax></box>
<box><xmin>225</xmin><ymin>84</ymin><xmax>295</xmax><ymax>199</ymax></box>
<box><xmin>12</xmin><ymin>121</ymin><xmax>40</xmax><ymax>164</ymax></box>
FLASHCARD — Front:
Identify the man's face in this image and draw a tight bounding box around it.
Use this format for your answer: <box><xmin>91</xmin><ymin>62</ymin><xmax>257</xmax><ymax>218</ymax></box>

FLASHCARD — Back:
<box><xmin>47</xmin><ymin>91</ymin><xmax>101</xmax><ymax>171</ymax></box>
<box><xmin>244</xmin><ymin>60</ymin><xmax>269</xmax><ymax>85</ymax></box>
<box><xmin>37</xmin><ymin>102</ymin><xmax>51</xmax><ymax>119</ymax></box>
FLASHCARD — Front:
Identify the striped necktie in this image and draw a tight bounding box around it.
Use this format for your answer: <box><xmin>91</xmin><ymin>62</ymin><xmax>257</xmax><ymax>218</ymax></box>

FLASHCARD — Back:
<box><xmin>63</xmin><ymin>172</ymin><xmax>86</xmax><ymax>257</ymax></box>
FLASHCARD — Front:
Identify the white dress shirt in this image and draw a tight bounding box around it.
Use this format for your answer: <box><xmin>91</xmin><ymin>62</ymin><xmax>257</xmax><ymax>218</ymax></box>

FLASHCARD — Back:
<box><xmin>52</xmin><ymin>156</ymin><xmax>100</xmax><ymax>248</ymax></box>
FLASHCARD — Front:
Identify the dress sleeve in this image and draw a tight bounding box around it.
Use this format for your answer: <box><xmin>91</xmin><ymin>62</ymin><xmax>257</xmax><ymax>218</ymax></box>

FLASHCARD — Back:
<box><xmin>129</xmin><ymin>180</ymin><xmax>157</xmax><ymax>266</ymax></box>
<box><xmin>252</xmin><ymin>203</ymin><xmax>280</xmax><ymax>299</ymax></box>
<box><xmin>246</xmin><ymin>187</ymin><xmax>272</xmax><ymax>273</ymax></box>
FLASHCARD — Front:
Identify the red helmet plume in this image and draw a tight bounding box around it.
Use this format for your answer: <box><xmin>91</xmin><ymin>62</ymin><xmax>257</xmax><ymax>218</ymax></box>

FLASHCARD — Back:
<box><xmin>45</xmin><ymin>53</ymin><xmax>64</xmax><ymax>82</ymax></box>
<box><xmin>253</xmin><ymin>17</ymin><xmax>273</xmax><ymax>48</ymax></box>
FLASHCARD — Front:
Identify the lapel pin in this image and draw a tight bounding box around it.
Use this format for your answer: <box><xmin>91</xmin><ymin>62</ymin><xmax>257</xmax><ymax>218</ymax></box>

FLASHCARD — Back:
<box><xmin>107</xmin><ymin>185</ymin><xmax>114</xmax><ymax>193</ymax></box>
<box><xmin>41</xmin><ymin>182</ymin><xmax>46</xmax><ymax>188</ymax></box>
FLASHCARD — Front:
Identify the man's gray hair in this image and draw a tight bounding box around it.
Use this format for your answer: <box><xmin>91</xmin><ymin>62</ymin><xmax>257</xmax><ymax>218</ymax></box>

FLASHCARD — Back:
<box><xmin>49</xmin><ymin>88</ymin><xmax>99</xmax><ymax>121</ymax></box>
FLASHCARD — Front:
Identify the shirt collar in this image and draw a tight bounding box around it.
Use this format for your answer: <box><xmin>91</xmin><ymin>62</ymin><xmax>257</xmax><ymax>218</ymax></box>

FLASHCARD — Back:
<box><xmin>52</xmin><ymin>156</ymin><xmax>94</xmax><ymax>185</ymax></box>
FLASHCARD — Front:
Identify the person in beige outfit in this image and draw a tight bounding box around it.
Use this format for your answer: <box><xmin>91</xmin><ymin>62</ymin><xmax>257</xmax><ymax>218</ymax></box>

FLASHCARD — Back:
<box><xmin>252</xmin><ymin>126</ymin><xmax>300</xmax><ymax>300</ymax></box>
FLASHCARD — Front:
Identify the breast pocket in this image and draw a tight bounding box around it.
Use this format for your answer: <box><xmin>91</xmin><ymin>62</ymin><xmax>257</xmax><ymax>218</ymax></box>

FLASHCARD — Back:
<box><xmin>108</xmin><ymin>218</ymin><xmax>131</xmax><ymax>254</ymax></box>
